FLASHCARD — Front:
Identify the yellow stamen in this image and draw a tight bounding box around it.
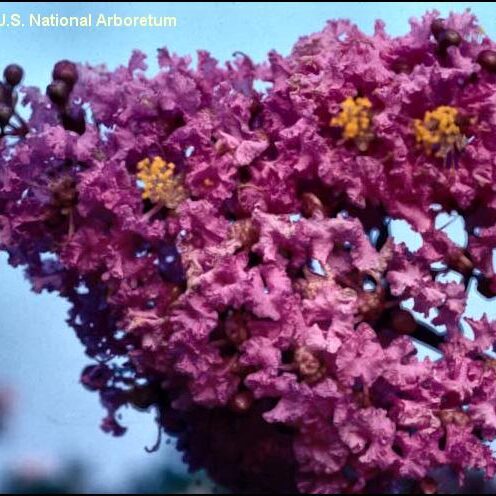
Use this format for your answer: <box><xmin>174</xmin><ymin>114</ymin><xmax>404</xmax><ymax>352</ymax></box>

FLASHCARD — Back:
<box><xmin>414</xmin><ymin>106</ymin><xmax>466</xmax><ymax>158</ymax></box>
<box><xmin>330</xmin><ymin>96</ymin><xmax>374</xmax><ymax>151</ymax></box>
<box><xmin>136</xmin><ymin>156</ymin><xmax>187</xmax><ymax>209</ymax></box>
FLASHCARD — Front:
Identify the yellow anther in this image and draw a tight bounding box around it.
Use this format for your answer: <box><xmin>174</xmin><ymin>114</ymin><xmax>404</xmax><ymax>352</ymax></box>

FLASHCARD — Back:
<box><xmin>136</xmin><ymin>156</ymin><xmax>187</xmax><ymax>209</ymax></box>
<box><xmin>414</xmin><ymin>106</ymin><xmax>466</xmax><ymax>158</ymax></box>
<box><xmin>330</xmin><ymin>96</ymin><xmax>374</xmax><ymax>151</ymax></box>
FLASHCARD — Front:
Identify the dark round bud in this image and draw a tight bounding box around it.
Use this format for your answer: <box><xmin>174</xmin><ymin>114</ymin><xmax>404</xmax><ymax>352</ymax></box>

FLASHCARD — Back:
<box><xmin>81</xmin><ymin>364</ymin><xmax>111</xmax><ymax>391</ymax></box>
<box><xmin>52</xmin><ymin>60</ymin><xmax>78</xmax><ymax>88</ymax></box>
<box><xmin>4</xmin><ymin>64</ymin><xmax>23</xmax><ymax>86</ymax></box>
<box><xmin>391</xmin><ymin>57</ymin><xmax>412</xmax><ymax>74</ymax></box>
<box><xmin>61</xmin><ymin>106</ymin><xmax>86</xmax><ymax>135</ymax></box>
<box><xmin>476</xmin><ymin>274</ymin><xmax>496</xmax><ymax>299</ymax></box>
<box><xmin>47</xmin><ymin>79</ymin><xmax>69</xmax><ymax>106</ymax></box>
<box><xmin>430</xmin><ymin>18</ymin><xmax>445</xmax><ymax>40</ymax></box>
<box><xmin>438</xmin><ymin>29</ymin><xmax>462</xmax><ymax>51</ymax></box>
<box><xmin>390</xmin><ymin>309</ymin><xmax>417</xmax><ymax>334</ymax></box>
<box><xmin>477</xmin><ymin>49</ymin><xmax>496</xmax><ymax>73</ymax></box>
<box><xmin>0</xmin><ymin>103</ymin><xmax>12</xmax><ymax>126</ymax></box>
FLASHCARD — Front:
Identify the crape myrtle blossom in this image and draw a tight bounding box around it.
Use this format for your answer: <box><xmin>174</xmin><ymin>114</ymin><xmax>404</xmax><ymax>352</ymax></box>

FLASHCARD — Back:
<box><xmin>2</xmin><ymin>9</ymin><xmax>496</xmax><ymax>494</ymax></box>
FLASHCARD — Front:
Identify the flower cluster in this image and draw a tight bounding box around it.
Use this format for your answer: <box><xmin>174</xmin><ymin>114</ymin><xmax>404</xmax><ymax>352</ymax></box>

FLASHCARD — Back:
<box><xmin>2</xmin><ymin>9</ymin><xmax>496</xmax><ymax>494</ymax></box>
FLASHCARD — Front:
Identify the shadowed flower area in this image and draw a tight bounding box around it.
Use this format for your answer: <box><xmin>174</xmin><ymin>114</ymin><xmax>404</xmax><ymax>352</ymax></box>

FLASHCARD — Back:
<box><xmin>2</xmin><ymin>8</ymin><xmax>496</xmax><ymax>494</ymax></box>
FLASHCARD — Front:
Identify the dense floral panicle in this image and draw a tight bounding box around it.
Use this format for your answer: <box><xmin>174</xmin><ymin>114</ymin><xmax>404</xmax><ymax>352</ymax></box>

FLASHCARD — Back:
<box><xmin>2</xmin><ymin>8</ymin><xmax>496</xmax><ymax>494</ymax></box>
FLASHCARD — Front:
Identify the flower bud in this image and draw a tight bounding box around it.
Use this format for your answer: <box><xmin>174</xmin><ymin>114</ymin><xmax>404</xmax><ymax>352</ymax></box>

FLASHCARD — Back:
<box><xmin>476</xmin><ymin>274</ymin><xmax>496</xmax><ymax>299</ymax></box>
<box><xmin>430</xmin><ymin>19</ymin><xmax>445</xmax><ymax>40</ymax></box>
<box><xmin>4</xmin><ymin>64</ymin><xmax>23</xmax><ymax>86</ymax></box>
<box><xmin>81</xmin><ymin>364</ymin><xmax>112</xmax><ymax>391</ymax></box>
<box><xmin>437</xmin><ymin>29</ymin><xmax>462</xmax><ymax>51</ymax></box>
<box><xmin>477</xmin><ymin>49</ymin><xmax>496</xmax><ymax>73</ymax></box>
<box><xmin>390</xmin><ymin>308</ymin><xmax>417</xmax><ymax>334</ymax></box>
<box><xmin>47</xmin><ymin>79</ymin><xmax>70</xmax><ymax>106</ymax></box>
<box><xmin>52</xmin><ymin>60</ymin><xmax>78</xmax><ymax>89</ymax></box>
<box><xmin>61</xmin><ymin>106</ymin><xmax>86</xmax><ymax>135</ymax></box>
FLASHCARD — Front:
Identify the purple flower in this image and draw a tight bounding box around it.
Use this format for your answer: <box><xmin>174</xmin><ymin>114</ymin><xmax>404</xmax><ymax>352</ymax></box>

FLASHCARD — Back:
<box><xmin>2</xmin><ymin>8</ymin><xmax>496</xmax><ymax>494</ymax></box>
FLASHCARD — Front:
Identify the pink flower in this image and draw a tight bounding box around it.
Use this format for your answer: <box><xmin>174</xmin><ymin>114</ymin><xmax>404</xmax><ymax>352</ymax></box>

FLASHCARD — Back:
<box><xmin>1</xmin><ymin>8</ymin><xmax>496</xmax><ymax>494</ymax></box>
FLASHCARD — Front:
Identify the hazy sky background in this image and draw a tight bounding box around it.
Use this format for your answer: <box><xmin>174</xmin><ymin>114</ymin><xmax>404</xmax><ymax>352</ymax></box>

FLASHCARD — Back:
<box><xmin>1</xmin><ymin>2</ymin><xmax>496</xmax><ymax>491</ymax></box>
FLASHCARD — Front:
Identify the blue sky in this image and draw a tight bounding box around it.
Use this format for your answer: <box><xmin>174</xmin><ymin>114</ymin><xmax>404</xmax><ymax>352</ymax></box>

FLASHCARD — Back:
<box><xmin>1</xmin><ymin>2</ymin><xmax>496</xmax><ymax>491</ymax></box>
